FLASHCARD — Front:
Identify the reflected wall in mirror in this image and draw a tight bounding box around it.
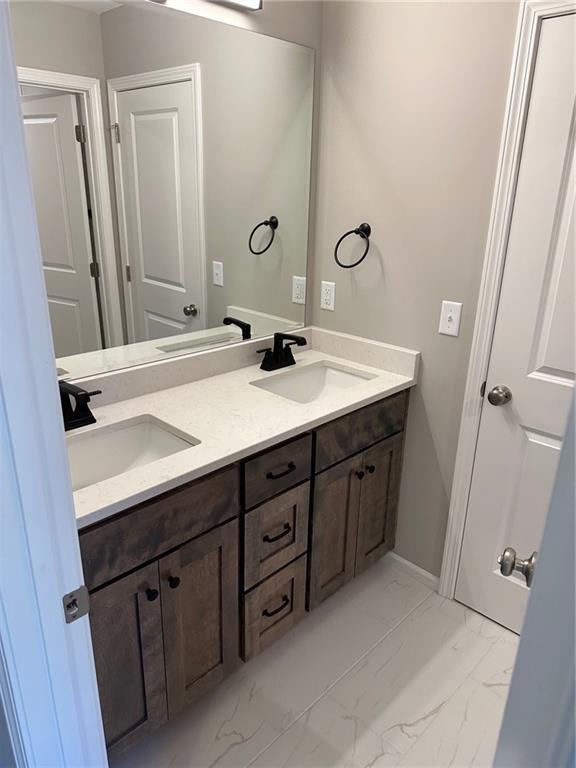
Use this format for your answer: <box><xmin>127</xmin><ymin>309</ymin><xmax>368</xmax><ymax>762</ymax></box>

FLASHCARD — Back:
<box><xmin>10</xmin><ymin>0</ymin><xmax>314</xmax><ymax>379</ymax></box>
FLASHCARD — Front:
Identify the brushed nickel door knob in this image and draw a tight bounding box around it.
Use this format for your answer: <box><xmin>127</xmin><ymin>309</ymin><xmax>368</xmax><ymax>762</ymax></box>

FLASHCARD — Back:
<box><xmin>498</xmin><ymin>547</ymin><xmax>538</xmax><ymax>587</ymax></box>
<box><xmin>488</xmin><ymin>385</ymin><xmax>512</xmax><ymax>406</ymax></box>
<box><xmin>183</xmin><ymin>304</ymin><xmax>198</xmax><ymax>317</ymax></box>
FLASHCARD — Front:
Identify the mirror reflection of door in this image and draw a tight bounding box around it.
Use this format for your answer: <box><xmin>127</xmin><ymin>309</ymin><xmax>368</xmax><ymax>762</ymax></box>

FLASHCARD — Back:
<box><xmin>21</xmin><ymin>89</ymin><xmax>104</xmax><ymax>357</ymax></box>
<box><xmin>111</xmin><ymin>74</ymin><xmax>205</xmax><ymax>343</ymax></box>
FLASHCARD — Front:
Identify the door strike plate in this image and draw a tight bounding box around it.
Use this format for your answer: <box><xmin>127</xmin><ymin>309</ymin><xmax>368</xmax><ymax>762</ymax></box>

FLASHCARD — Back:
<box><xmin>63</xmin><ymin>585</ymin><xmax>90</xmax><ymax>624</ymax></box>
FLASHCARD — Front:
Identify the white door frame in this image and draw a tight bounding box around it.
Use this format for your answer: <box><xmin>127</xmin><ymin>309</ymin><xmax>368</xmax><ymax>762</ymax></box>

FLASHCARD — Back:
<box><xmin>1</xmin><ymin>9</ymin><xmax>107</xmax><ymax>766</ymax></box>
<box><xmin>438</xmin><ymin>0</ymin><xmax>576</xmax><ymax>599</ymax></box>
<box><xmin>107</xmin><ymin>64</ymin><xmax>207</xmax><ymax>343</ymax></box>
<box><xmin>17</xmin><ymin>66</ymin><xmax>125</xmax><ymax>350</ymax></box>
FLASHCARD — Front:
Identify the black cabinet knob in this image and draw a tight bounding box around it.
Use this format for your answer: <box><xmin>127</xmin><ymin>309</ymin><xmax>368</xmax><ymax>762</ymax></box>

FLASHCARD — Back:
<box><xmin>355</xmin><ymin>470</ymin><xmax>365</xmax><ymax>480</ymax></box>
<box><xmin>168</xmin><ymin>576</ymin><xmax>181</xmax><ymax>589</ymax></box>
<box><xmin>145</xmin><ymin>588</ymin><xmax>159</xmax><ymax>602</ymax></box>
<box><xmin>366</xmin><ymin>465</ymin><xmax>376</xmax><ymax>474</ymax></box>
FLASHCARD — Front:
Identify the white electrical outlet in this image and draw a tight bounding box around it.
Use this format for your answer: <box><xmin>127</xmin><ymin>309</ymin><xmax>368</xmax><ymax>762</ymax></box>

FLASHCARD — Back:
<box><xmin>321</xmin><ymin>280</ymin><xmax>336</xmax><ymax>311</ymax></box>
<box><xmin>212</xmin><ymin>261</ymin><xmax>224</xmax><ymax>287</ymax></box>
<box><xmin>292</xmin><ymin>276</ymin><xmax>306</xmax><ymax>305</ymax></box>
<box><xmin>438</xmin><ymin>300</ymin><xmax>462</xmax><ymax>337</ymax></box>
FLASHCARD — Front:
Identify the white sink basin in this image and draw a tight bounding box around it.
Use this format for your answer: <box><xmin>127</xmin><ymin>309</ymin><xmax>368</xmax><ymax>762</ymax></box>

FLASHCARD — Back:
<box><xmin>251</xmin><ymin>360</ymin><xmax>377</xmax><ymax>404</ymax></box>
<box><xmin>67</xmin><ymin>415</ymin><xmax>199</xmax><ymax>491</ymax></box>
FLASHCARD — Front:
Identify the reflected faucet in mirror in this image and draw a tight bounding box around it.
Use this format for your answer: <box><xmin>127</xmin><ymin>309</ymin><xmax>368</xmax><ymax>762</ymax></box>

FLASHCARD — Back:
<box><xmin>223</xmin><ymin>317</ymin><xmax>251</xmax><ymax>340</ymax></box>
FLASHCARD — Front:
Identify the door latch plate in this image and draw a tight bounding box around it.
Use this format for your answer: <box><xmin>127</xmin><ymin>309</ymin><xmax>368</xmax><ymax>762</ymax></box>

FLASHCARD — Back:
<box><xmin>63</xmin><ymin>585</ymin><xmax>90</xmax><ymax>624</ymax></box>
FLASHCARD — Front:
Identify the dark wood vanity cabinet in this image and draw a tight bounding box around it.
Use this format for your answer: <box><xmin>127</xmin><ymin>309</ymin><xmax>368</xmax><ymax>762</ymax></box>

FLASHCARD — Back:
<box><xmin>89</xmin><ymin>562</ymin><xmax>167</xmax><ymax>754</ymax></box>
<box><xmin>80</xmin><ymin>389</ymin><xmax>409</xmax><ymax>755</ymax></box>
<box><xmin>161</xmin><ymin>520</ymin><xmax>240</xmax><ymax>718</ymax></box>
<box><xmin>309</xmin><ymin>392</ymin><xmax>408</xmax><ymax>609</ymax></box>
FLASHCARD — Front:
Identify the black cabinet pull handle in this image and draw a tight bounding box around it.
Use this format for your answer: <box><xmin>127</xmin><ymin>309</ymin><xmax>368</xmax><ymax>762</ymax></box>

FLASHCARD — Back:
<box><xmin>263</xmin><ymin>522</ymin><xmax>292</xmax><ymax>543</ymax></box>
<box><xmin>366</xmin><ymin>465</ymin><xmax>376</xmax><ymax>474</ymax></box>
<box><xmin>262</xmin><ymin>594</ymin><xmax>290</xmax><ymax>618</ymax></box>
<box><xmin>355</xmin><ymin>470</ymin><xmax>365</xmax><ymax>480</ymax></box>
<box><xmin>266</xmin><ymin>462</ymin><xmax>296</xmax><ymax>480</ymax></box>
<box><xmin>168</xmin><ymin>576</ymin><xmax>181</xmax><ymax>589</ymax></box>
<box><xmin>145</xmin><ymin>588</ymin><xmax>159</xmax><ymax>602</ymax></box>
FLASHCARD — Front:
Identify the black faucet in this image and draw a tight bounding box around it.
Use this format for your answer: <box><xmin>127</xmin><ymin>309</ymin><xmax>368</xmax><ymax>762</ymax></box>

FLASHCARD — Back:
<box><xmin>59</xmin><ymin>381</ymin><xmax>102</xmax><ymax>431</ymax></box>
<box><xmin>223</xmin><ymin>316</ymin><xmax>251</xmax><ymax>340</ymax></box>
<box><xmin>257</xmin><ymin>332</ymin><xmax>307</xmax><ymax>371</ymax></box>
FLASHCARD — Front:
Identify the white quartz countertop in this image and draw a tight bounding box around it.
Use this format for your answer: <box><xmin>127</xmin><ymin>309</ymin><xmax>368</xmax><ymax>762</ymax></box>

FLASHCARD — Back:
<box><xmin>73</xmin><ymin>346</ymin><xmax>417</xmax><ymax>529</ymax></box>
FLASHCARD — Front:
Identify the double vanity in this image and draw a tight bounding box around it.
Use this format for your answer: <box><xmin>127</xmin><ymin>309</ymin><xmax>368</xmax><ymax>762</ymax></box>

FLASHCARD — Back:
<box><xmin>68</xmin><ymin>329</ymin><xmax>419</xmax><ymax>756</ymax></box>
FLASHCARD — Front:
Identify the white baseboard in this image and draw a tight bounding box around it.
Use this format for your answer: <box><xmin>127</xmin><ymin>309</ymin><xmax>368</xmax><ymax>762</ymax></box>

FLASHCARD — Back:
<box><xmin>387</xmin><ymin>552</ymin><xmax>439</xmax><ymax>592</ymax></box>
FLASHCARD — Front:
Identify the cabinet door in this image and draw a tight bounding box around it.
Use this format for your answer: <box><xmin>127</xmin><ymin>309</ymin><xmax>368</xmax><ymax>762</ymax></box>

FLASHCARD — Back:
<box><xmin>355</xmin><ymin>433</ymin><xmax>404</xmax><ymax>576</ymax></box>
<box><xmin>308</xmin><ymin>454</ymin><xmax>363</xmax><ymax>609</ymax></box>
<box><xmin>89</xmin><ymin>562</ymin><xmax>167</xmax><ymax>755</ymax></box>
<box><xmin>161</xmin><ymin>519</ymin><xmax>240</xmax><ymax>718</ymax></box>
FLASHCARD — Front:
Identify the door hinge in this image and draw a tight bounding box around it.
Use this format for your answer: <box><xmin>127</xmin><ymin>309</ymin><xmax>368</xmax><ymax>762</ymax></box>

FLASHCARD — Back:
<box><xmin>480</xmin><ymin>380</ymin><xmax>487</xmax><ymax>398</ymax></box>
<box><xmin>112</xmin><ymin>122</ymin><xmax>121</xmax><ymax>143</ymax></box>
<box><xmin>75</xmin><ymin>124</ymin><xmax>86</xmax><ymax>144</ymax></box>
<box><xmin>63</xmin><ymin>585</ymin><xmax>90</xmax><ymax>624</ymax></box>
<box><xmin>89</xmin><ymin>261</ymin><xmax>100</xmax><ymax>279</ymax></box>
<box><xmin>126</xmin><ymin>264</ymin><xmax>132</xmax><ymax>282</ymax></box>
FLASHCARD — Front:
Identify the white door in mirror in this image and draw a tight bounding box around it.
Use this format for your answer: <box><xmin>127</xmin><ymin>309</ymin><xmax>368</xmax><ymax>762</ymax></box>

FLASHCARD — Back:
<box><xmin>438</xmin><ymin>300</ymin><xmax>462</xmax><ymax>337</ymax></box>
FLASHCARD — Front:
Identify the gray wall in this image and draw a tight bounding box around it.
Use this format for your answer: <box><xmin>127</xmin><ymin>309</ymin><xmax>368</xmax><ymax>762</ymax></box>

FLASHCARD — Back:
<box><xmin>100</xmin><ymin>3</ymin><xmax>314</xmax><ymax>327</ymax></box>
<box><xmin>312</xmin><ymin>1</ymin><xmax>519</xmax><ymax>575</ymax></box>
<box><xmin>9</xmin><ymin>0</ymin><xmax>105</xmax><ymax>80</ymax></box>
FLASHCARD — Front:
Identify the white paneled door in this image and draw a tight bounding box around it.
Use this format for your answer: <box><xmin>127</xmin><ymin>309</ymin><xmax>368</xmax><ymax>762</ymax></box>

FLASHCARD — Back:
<box><xmin>456</xmin><ymin>13</ymin><xmax>575</xmax><ymax>634</ymax></box>
<box><xmin>113</xmin><ymin>78</ymin><xmax>205</xmax><ymax>342</ymax></box>
<box><xmin>22</xmin><ymin>92</ymin><xmax>102</xmax><ymax>357</ymax></box>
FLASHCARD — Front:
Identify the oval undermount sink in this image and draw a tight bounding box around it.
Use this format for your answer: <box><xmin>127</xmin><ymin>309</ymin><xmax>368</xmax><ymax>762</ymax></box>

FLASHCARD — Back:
<box><xmin>250</xmin><ymin>360</ymin><xmax>377</xmax><ymax>404</ymax></box>
<box><xmin>66</xmin><ymin>415</ymin><xmax>200</xmax><ymax>491</ymax></box>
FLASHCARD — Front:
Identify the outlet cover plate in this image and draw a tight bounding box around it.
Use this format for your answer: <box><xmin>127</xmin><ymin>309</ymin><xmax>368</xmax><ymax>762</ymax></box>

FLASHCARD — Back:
<box><xmin>212</xmin><ymin>261</ymin><xmax>224</xmax><ymax>287</ymax></box>
<box><xmin>292</xmin><ymin>275</ymin><xmax>306</xmax><ymax>305</ymax></box>
<box><xmin>321</xmin><ymin>280</ymin><xmax>336</xmax><ymax>311</ymax></box>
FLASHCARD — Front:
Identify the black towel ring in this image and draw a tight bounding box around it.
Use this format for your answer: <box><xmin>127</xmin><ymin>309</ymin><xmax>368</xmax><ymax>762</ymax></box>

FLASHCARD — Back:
<box><xmin>334</xmin><ymin>222</ymin><xmax>372</xmax><ymax>269</ymax></box>
<box><xmin>248</xmin><ymin>215</ymin><xmax>279</xmax><ymax>255</ymax></box>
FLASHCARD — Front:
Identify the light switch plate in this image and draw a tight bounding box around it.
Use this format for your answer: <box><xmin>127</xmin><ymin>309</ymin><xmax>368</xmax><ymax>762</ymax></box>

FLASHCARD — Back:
<box><xmin>438</xmin><ymin>300</ymin><xmax>462</xmax><ymax>337</ymax></box>
<box><xmin>321</xmin><ymin>280</ymin><xmax>336</xmax><ymax>311</ymax></box>
<box><xmin>212</xmin><ymin>261</ymin><xmax>223</xmax><ymax>287</ymax></box>
<box><xmin>292</xmin><ymin>275</ymin><xmax>306</xmax><ymax>305</ymax></box>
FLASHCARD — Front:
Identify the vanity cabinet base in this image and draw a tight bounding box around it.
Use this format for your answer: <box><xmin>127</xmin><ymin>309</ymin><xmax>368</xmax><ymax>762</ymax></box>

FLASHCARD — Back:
<box><xmin>82</xmin><ymin>390</ymin><xmax>410</xmax><ymax>756</ymax></box>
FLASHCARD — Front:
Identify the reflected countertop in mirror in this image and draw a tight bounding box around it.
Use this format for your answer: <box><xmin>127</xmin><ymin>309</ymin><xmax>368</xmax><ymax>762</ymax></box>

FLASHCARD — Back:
<box><xmin>10</xmin><ymin>0</ymin><xmax>314</xmax><ymax>378</ymax></box>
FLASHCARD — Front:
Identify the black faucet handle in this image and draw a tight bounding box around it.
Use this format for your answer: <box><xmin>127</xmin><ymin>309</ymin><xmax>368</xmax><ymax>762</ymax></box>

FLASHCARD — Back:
<box><xmin>256</xmin><ymin>347</ymin><xmax>272</xmax><ymax>355</ymax></box>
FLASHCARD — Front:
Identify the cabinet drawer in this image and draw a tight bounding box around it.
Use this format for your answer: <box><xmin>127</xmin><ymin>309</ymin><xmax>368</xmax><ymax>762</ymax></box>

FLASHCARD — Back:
<box><xmin>243</xmin><ymin>555</ymin><xmax>307</xmax><ymax>660</ymax></box>
<box><xmin>80</xmin><ymin>465</ymin><xmax>239</xmax><ymax>591</ymax></box>
<box><xmin>244</xmin><ymin>434</ymin><xmax>312</xmax><ymax>509</ymax></box>
<box><xmin>315</xmin><ymin>391</ymin><xmax>408</xmax><ymax>473</ymax></box>
<box><xmin>244</xmin><ymin>483</ymin><xmax>309</xmax><ymax>590</ymax></box>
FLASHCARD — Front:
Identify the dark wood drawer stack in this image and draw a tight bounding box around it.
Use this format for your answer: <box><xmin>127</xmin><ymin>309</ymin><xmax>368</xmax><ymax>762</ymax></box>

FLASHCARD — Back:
<box><xmin>241</xmin><ymin>434</ymin><xmax>312</xmax><ymax>660</ymax></box>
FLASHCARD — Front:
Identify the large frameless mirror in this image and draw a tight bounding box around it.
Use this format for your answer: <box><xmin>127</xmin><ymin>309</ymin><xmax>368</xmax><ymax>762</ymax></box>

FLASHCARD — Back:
<box><xmin>10</xmin><ymin>0</ymin><xmax>314</xmax><ymax>379</ymax></box>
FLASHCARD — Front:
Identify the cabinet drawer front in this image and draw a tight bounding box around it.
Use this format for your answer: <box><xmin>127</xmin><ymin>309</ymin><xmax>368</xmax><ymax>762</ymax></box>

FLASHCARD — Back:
<box><xmin>315</xmin><ymin>391</ymin><xmax>408</xmax><ymax>472</ymax></box>
<box><xmin>89</xmin><ymin>562</ymin><xmax>167</xmax><ymax>755</ymax></box>
<box><xmin>161</xmin><ymin>519</ymin><xmax>240</xmax><ymax>718</ymax></box>
<box><xmin>244</xmin><ymin>434</ymin><xmax>312</xmax><ymax>509</ymax></box>
<box><xmin>244</xmin><ymin>483</ymin><xmax>309</xmax><ymax>590</ymax></box>
<box><xmin>80</xmin><ymin>465</ymin><xmax>239</xmax><ymax>591</ymax></box>
<box><xmin>243</xmin><ymin>555</ymin><xmax>307</xmax><ymax>660</ymax></box>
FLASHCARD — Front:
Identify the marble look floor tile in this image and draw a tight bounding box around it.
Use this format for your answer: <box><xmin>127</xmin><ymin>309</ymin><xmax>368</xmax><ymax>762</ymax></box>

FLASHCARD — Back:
<box><xmin>469</xmin><ymin>630</ymin><xmax>519</xmax><ymax>701</ymax></box>
<box><xmin>329</xmin><ymin>594</ymin><xmax>502</xmax><ymax>755</ymax></box>
<box><xmin>249</xmin><ymin>694</ymin><xmax>402</xmax><ymax>768</ymax></box>
<box><xmin>397</xmin><ymin>678</ymin><xmax>507</xmax><ymax>767</ymax></box>
<box><xmin>238</xmin><ymin>559</ymin><xmax>431</xmax><ymax>733</ymax></box>
<box><xmin>110</xmin><ymin>667</ymin><xmax>281</xmax><ymax>768</ymax></box>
